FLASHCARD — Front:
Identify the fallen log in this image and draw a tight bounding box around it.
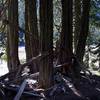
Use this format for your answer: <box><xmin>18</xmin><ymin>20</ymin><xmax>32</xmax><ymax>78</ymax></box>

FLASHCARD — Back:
<box><xmin>1</xmin><ymin>83</ymin><xmax>45</xmax><ymax>99</ymax></box>
<box><xmin>14</xmin><ymin>80</ymin><xmax>27</xmax><ymax>100</ymax></box>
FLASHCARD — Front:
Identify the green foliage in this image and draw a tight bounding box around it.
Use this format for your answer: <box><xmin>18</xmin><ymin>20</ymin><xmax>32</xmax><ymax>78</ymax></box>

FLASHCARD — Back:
<box><xmin>90</xmin><ymin>0</ymin><xmax>100</xmax><ymax>26</ymax></box>
<box><xmin>0</xmin><ymin>52</ymin><xmax>7</xmax><ymax>61</ymax></box>
<box><xmin>88</xmin><ymin>0</ymin><xmax>100</xmax><ymax>45</ymax></box>
<box><xmin>53</xmin><ymin>0</ymin><xmax>61</xmax><ymax>33</ymax></box>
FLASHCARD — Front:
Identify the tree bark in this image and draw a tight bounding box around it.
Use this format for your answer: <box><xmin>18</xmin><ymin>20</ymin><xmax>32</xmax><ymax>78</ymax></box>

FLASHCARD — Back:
<box><xmin>73</xmin><ymin>0</ymin><xmax>81</xmax><ymax>53</ymax></box>
<box><xmin>7</xmin><ymin>0</ymin><xmax>20</xmax><ymax>72</ymax></box>
<box><xmin>28</xmin><ymin>0</ymin><xmax>39</xmax><ymax>73</ymax></box>
<box><xmin>39</xmin><ymin>0</ymin><xmax>54</xmax><ymax>89</ymax></box>
<box><xmin>25</xmin><ymin>0</ymin><xmax>39</xmax><ymax>73</ymax></box>
<box><xmin>25</xmin><ymin>0</ymin><xmax>32</xmax><ymax>62</ymax></box>
<box><xmin>76</xmin><ymin>0</ymin><xmax>91</xmax><ymax>62</ymax></box>
<box><xmin>59</xmin><ymin>0</ymin><xmax>73</xmax><ymax>73</ymax></box>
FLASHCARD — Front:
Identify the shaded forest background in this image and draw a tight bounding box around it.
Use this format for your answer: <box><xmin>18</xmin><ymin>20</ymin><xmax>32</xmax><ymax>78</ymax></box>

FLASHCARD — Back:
<box><xmin>0</xmin><ymin>0</ymin><xmax>100</xmax><ymax>89</ymax></box>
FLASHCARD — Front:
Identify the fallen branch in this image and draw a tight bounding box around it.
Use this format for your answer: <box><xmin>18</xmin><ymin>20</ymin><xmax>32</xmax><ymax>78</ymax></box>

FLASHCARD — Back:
<box><xmin>62</xmin><ymin>77</ymin><xmax>82</xmax><ymax>97</ymax></box>
<box><xmin>55</xmin><ymin>62</ymin><xmax>71</xmax><ymax>68</ymax></box>
<box><xmin>2</xmin><ymin>84</ymin><xmax>45</xmax><ymax>98</ymax></box>
<box><xmin>14</xmin><ymin>80</ymin><xmax>27</xmax><ymax>100</ymax></box>
<box><xmin>15</xmin><ymin>53</ymin><xmax>50</xmax><ymax>78</ymax></box>
<box><xmin>29</xmin><ymin>72</ymin><xmax>39</xmax><ymax>79</ymax></box>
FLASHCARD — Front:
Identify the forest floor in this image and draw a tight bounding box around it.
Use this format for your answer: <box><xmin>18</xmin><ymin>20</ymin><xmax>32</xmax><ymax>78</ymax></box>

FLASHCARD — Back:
<box><xmin>44</xmin><ymin>74</ymin><xmax>100</xmax><ymax>100</ymax></box>
<box><xmin>1</xmin><ymin>73</ymin><xmax>100</xmax><ymax>100</ymax></box>
<box><xmin>0</xmin><ymin>47</ymin><xmax>100</xmax><ymax>100</ymax></box>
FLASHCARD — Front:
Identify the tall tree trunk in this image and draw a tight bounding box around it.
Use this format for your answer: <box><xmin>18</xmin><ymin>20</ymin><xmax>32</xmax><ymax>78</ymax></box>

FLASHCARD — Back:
<box><xmin>39</xmin><ymin>0</ymin><xmax>54</xmax><ymax>89</ymax></box>
<box><xmin>59</xmin><ymin>0</ymin><xmax>73</xmax><ymax>73</ymax></box>
<box><xmin>76</xmin><ymin>0</ymin><xmax>91</xmax><ymax>62</ymax></box>
<box><xmin>28</xmin><ymin>0</ymin><xmax>39</xmax><ymax>73</ymax></box>
<box><xmin>7</xmin><ymin>0</ymin><xmax>20</xmax><ymax>72</ymax></box>
<box><xmin>73</xmin><ymin>0</ymin><xmax>81</xmax><ymax>53</ymax></box>
<box><xmin>25</xmin><ymin>0</ymin><xmax>39</xmax><ymax>73</ymax></box>
<box><xmin>25</xmin><ymin>0</ymin><xmax>32</xmax><ymax>62</ymax></box>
